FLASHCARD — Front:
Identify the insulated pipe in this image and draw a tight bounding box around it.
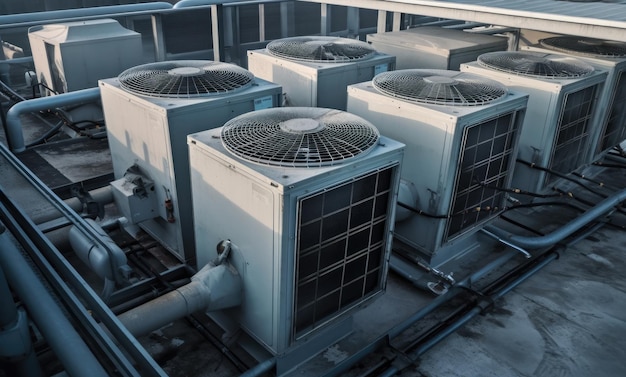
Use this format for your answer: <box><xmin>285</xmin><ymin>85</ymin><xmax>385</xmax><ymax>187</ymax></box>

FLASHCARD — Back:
<box><xmin>379</xmin><ymin>250</ymin><xmax>560</xmax><ymax>377</ymax></box>
<box><xmin>0</xmin><ymin>224</ymin><xmax>108</xmax><ymax>377</ymax></box>
<box><xmin>118</xmin><ymin>262</ymin><xmax>242</xmax><ymax>337</ymax></box>
<box><xmin>0</xmin><ymin>258</ymin><xmax>44</xmax><ymax>377</ymax></box>
<box><xmin>173</xmin><ymin>0</ymin><xmax>243</xmax><ymax>8</ymax></box>
<box><xmin>0</xmin><ymin>3</ymin><xmax>173</xmax><ymax>28</ymax></box>
<box><xmin>239</xmin><ymin>357</ymin><xmax>277</xmax><ymax>377</ymax></box>
<box><xmin>485</xmin><ymin>188</ymin><xmax>626</xmax><ymax>249</ymax></box>
<box><xmin>6</xmin><ymin>87</ymin><xmax>100</xmax><ymax>153</ymax></box>
<box><xmin>68</xmin><ymin>218</ymin><xmax>131</xmax><ymax>286</ymax></box>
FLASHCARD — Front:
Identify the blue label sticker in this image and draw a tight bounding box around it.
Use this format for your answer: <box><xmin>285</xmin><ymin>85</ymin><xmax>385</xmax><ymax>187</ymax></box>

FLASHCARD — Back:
<box><xmin>254</xmin><ymin>95</ymin><xmax>274</xmax><ymax>110</ymax></box>
<box><xmin>374</xmin><ymin>64</ymin><xmax>389</xmax><ymax>76</ymax></box>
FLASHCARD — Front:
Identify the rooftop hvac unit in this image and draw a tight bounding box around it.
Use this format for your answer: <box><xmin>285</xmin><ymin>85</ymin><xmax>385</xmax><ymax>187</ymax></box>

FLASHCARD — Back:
<box><xmin>347</xmin><ymin>70</ymin><xmax>527</xmax><ymax>267</ymax></box>
<box><xmin>523</xmin><ymin>36</ymin><xmax>626</xmax><ymax>160</ymax></box>
<box><xmin>28</xmin><ymin>19</ymin><xmax>143</xmax><ymax>96</ymax></box>
<box><xmin>100</xmin><ymin>60</ymin><xmax>282</xmax><ymax>264</ymax></box>
<box><xmin>461</xmin><ymin>51</ymin><xmax>607</xmax><ymax>193</ymax></box>
<box><xmin>366</xmin><ymin>26</ymin><xmax>508</xmax><ymax>70</ymax></box>
<box><xmin>188</xmin><ymin>107</ymin><xmax>403</xmax><ymax>373</ymax></box>
<box><xmin>247</xmin><ymin>36</ymin><xmax>395</xmax><ymax>110</ymax></box>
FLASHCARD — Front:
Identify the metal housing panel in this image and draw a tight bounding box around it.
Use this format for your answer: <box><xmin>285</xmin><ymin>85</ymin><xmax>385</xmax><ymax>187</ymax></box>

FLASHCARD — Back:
<box><xmin>366</xmin><ymin>26</ymin><xmax>508</xmax><ymax>70</ymax></box>
<box><xmin>188</xmin><ymin>128</ymin><xmax>403</xmax><ymax>356</ymax></box>
<box><xmin>247</xmin><ymin>48</ymin><xmax>395</xmax><ymax>110</ymax></box>
<box><xmin>347</xmin><ymin>81</ymin><xmax>527</xmax><ymax>266</ymax></box>
<box><xmin>100</xmin><ymin>77</ymin><xmax>282</xmax><ymax>264</ymax></box>
<box><xmin>28</xmin><ymin>19</ymin><xmax>143</xmax><ymax>96</ymax></box>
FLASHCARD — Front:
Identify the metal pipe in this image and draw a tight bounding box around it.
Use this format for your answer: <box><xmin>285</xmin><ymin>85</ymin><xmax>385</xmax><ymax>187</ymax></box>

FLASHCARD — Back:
<box><xmin>485</xmin><ymin>188</ymin><xmax>626</xmax><ymax>249</ymax></box>
<box><xmin>379</xmin><ymin>250</ymin><xmax>560</xmax><ymax>376</ymax></box>
<box><xmin>0</xmin><ymin>251</ymin><xmax>44</xmax><ymax>377</ymax></box>
<box><xmin>6</xmin><ymin>87</ymin><xmax>100</xmax><ymax>152</ymax></box>
<box><xmin>0</xmin><ymin>3</ymin><xmax>173</xmax><ymax>30</ymax></box>
<box><xmin>239</xmin><ymin>357</ymin><xmax>277</xmax><ymax>377</ymax></box>
<box><xmin>68</xmin><ymin>218</ymin><xmax>131</xmax><ymax>286</ymax></box>
<box><xmin>0</xmin><ymin>223</ymin><xmax>108</xmax><ymax>377</ymax></box>
<box><xmin>118</xmin><ymin>262</ymin><xmax>242</xmax><ymax>337</ymax></box>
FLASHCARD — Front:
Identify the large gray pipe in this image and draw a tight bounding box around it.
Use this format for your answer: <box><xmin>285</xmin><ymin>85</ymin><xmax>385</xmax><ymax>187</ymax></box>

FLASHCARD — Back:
<box><xmin>0</xmin><ymin>223</ymin><xmax>108</xmax><ymax>377</ymax></box>
<box><xmin>0</xmin><ymin>257</ymin><xmax>44</xmax><ymax>377</ymax></box>
<box><xmin>6</xmin><ymin>87</ymin><xmax>100</xmax><ymax>152</ymax></box>
<box><xmin>485</xmin><ymin>188</ymin><xmax>626</xmax><ymax>249</ymax></box>
<box><xmin>119</xmin><ymin>261</ymin><xmax>242</xmax><ymax>337</ymax></box>
<box><xmin>68</xmin><ymin>218</ymin><xmax>132</xmax><ymax>288</ymax></box>
<box><xmin>0</xmin><ymin>3</ymin><xmax>173</xmax><ymax>28</ymax></box>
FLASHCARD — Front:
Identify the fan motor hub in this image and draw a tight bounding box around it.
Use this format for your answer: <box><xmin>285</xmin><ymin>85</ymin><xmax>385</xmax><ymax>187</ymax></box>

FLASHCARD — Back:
<box><xmin>423</xmin><ymin>76</ymin><xmax>458</xmax><ymax>86</ymax></box>
<box><xmin>280</xmin><ymin>118</ymin><xmax>326</xmax><ymax>134</ymax></box>
<box><xmin>168</xmin><ymin>67</ymin><xmax>204</xmax><ymax>76</ymax></box>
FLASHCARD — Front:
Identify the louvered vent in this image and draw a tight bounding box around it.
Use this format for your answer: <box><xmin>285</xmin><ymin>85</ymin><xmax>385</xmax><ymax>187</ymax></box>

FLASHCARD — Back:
<box><xmin>221</xmin><ymin>107</ymin><xmax>379</xmax><ymax>167</ymax></box>
<box><xmin>118</xmin><ymin>60</ymin><xmax>254</xmax><ymax>98</ymax></box>
<box><xmin>539</xmin><ymin>36</ymin><xmax>626</xmax><ymax>58</ymax></box>
<box><xmin>477</xmin><ymin>51</ymin><xmax>595</xmax><ymax>79</ymax></box>
<box><xmin>372</xmin><ymin>69</ymin><xmax>508</xmax><ymax>106</ymax></box>
<box><xmin>266</xmin><ymin>36</ymin><xmax>376</xmax><ymax>63</ymax></box>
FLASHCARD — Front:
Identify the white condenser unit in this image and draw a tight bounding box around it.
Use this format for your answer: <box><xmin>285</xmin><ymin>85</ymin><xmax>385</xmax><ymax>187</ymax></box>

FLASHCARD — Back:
<box><xmin>461</xmin><ymin>51</ymin><xmax>607</xmax><ymax>193</ymax></box>
<box><xmin>523</xmin><ymin>36</ymin><xmax>626</xmax><ymax>160</ymax></box>
<box><xmin>366</xmin><ymin>26</ymin><xmax>509</xmax><ymax>70</ymax></box>
<box><xmin>188</xmin><ymin>107</ymin><xmax>403</xmax><ymax>373</ymax></box>
<box><xmin>100</xmin><ymin>60</ymin><xmax>282</xmax><ymax>264</ymax></box>
<box><xmin>347</xmin><ymin>70</ymin><xmax>527</xmax><ymax>267</ymax></box>
<box><xmin>247</xmin><ymin>36</ymin><xmax>395</xmax><ymax>110</ymax></box>
<box><xmin>28</xmin><ymin>19</ymin><xmax>143</xmax><ymax>96</ymax></box>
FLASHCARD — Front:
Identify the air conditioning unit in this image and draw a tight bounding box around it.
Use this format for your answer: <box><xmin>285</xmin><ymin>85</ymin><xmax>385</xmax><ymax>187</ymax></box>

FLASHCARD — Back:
<box><xmin>100</xmin><ymin>60</ymin><xmax>282</xmax><ymax>265</ymax></box>
<box><xmin>188</xmin><ymin>107</ymin><xmax>404</xmax><ymax>373</ymax></box>
<box><xmin>461</xmin><ymin>51</ymin><xmax>607</xmax><ymax>193</ymax></box>
<box><xmin>247</xmin><ymin>36</ymin><xmax>395</xmax><ymax>110</ymax></box>
<box><xmin>347</xmin><ymin>69</ymin><xmax>527</xmax><ymax>268</ymax></box>
<box><xmin>523</xmin><ymin>36</ymin><xmax>626</xmax><ymax>160</ymax></box>
<box><xmin>366</xmin><ymin>26</ymin><xmax>509</xmax><ymax>70</ymax></box>
<box><xmin>28</xmin><ymin>19</ymin><xmax>144</xmax><ymax>96</ymax></box>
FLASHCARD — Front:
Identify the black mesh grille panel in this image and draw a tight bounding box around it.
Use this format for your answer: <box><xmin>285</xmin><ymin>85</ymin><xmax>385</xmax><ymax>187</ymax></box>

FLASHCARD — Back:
<box><xmin>446</xmin><ymin>113</ymin><xmax>519</xmax><ymax>240</ymax></box>
<box><xmin>600</xmin><ymin>71</ymin><xmax>626</xmax><ymax>153</ymax></box>
<box><xmin>548</xmin><ymin>85</ymin><xmax>598</xmax><ymax>182</ymax></box>
<box><xmin>294</xmin><ymin>166</ymin><xmax>395</xmax><ymax>338</ymax></box>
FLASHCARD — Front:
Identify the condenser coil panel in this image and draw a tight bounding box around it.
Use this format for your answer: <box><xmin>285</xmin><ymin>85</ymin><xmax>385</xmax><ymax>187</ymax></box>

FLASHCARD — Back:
<box><xmin>366</xmin><ymin>26</ymin><xmax>508</xmax><ymax>70</ymax></box>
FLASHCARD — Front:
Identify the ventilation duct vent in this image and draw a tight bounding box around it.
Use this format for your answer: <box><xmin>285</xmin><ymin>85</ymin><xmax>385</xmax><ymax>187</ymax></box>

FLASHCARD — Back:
<box><xmin>221</xmin><ymin>107</ymin><xmax>379</xmax><ymax>168</ymax></box>
<box><xmin>118</xmin><ymin>60</ymin><xmax>254</xmax><ymax>98</ymax></box>
<box><xmin>539</xmin><ymin>36</ymin><xmax>626</xmax><ymax>58</ymax></box>
<box><xmin>372</xmin><ymin>69</ymin><xmax>508</xmax><ymax>106</ymax></box>
<box><xmin>477</xmin><ymin>51</ymin><xmax>595</xmax><ymax>79</ymax></box>
<box><xmin>266</xmin><ymin>36</ymin><xmax>376</xmax><ymax>63</ymax></box>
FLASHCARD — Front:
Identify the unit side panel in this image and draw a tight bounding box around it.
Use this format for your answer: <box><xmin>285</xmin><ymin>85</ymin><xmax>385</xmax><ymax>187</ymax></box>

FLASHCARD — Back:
<box><xmin>248</xmin><ymin>51</ymin><xmax>315</xmax><ymax>107</ymax></box>
<box><xmin>189</xmin><ymin>142</ymin><xmax>281</xmax><ymax>352</ymax></box>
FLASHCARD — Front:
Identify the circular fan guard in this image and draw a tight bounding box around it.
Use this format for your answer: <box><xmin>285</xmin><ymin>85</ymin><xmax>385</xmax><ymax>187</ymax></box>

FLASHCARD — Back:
<box><xmin>118</xmin><ymin>60</ymin><xmax>254</xmax><ymax>98</ymax></box>
<box><xmin>372</xmin><ymin>69</ymin><xmax>508</xmax><ymax>106</ymax></box>
<box><xmin>266</xmin><ymin>36</ymin><xmax>376</xmax><ymax>63</ymax></box>
<box><xmin>539</xmin><ymin>36</ymin><xmax>626</xmax><ymax>58</ymax></box>
<box><xmin>220</xmin><ymin>107</ymin><xmax>380</xmax><ymax>167</ymax></box>
<box><xmin>477</xmin><ymin>51</ymin><xmax>594</xmax><ymax>79</ymax></box>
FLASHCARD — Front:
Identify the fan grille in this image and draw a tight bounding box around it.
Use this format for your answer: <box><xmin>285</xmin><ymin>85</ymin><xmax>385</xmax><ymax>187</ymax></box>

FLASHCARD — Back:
<box><xmin>477</xmin><ymin>51</ymin><xmax>595</xmax><ymax>79</ymax></box>
<box><xmin>118</xmin><ymin>60</ymin><xmax>254</xmax><ymax>98</ymax></box>
<box><xmin>372</xmin><ymin>69</ymin><xmax>508</xmax><ymax>106</ymax></box>
<box><xmin>539</xmin><ymin>36</ymin><xmax>626</xmax><ymax>58</ymax></box>
<box><xmin>221</xmin><ymin>107</ymin><xmax>380</xmax><ymax>167</ymax></box>
<box><xmin>266</xmin><ymin>36</ymin><xmax>376</xmax><ymax>63</ymax></box>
